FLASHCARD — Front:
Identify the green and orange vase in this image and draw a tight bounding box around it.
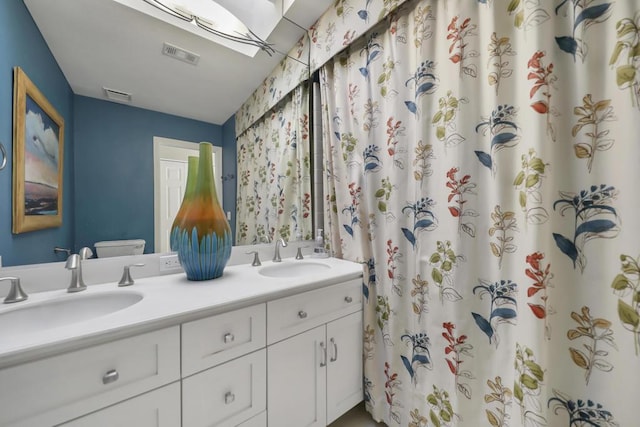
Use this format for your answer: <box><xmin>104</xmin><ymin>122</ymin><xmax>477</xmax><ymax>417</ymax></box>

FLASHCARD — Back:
<box><xmin>170</xmin><ymin>143</ymin><xmax>231</xmax><ymax>280</ymax></box>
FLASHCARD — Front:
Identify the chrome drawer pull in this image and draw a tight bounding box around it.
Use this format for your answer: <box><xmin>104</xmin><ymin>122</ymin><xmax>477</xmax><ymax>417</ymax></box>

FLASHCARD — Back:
<box><xmin>320</xmin><ymin>342</ymin><xmax>327</xmax><ymax>367</ymax></box>
<box><xmin>224</xmin><ymin>333</ymin><xmax>235</xmax><ymax>343</ymax></box>
<box><xmin>344</xmin><ymin>296</ymin><xmax>353</xmax><ymax>303</ymax></box>
<box><xmin>224</xmin><ymin>391</ymin><xmax>235</xmax><ymax>405</ymax></box>
<box><xmin>298</xmin><ymin>310</ymin><xmax>308</xmax><ymax>319</ymax></box>
<box><xmin>102</xmin><ymin>369</ymin><xmax>119</xmax><ymax>385</ymax></box>
<box><xmin>330</xmin><ymin>338</ymin><xmax>338</xmax><ymax>362</ymax></box>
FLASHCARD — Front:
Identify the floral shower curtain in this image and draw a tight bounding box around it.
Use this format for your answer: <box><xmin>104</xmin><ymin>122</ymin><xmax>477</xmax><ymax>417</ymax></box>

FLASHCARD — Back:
<box><xmin>320</xmin><ymin>0</ymin><xmax>639</xmax><ymax>425</ymax></box>
<box><xmin>236</xmin><ymin>85</ymin><xmax>312</xmax><ymax>245</ymax></box>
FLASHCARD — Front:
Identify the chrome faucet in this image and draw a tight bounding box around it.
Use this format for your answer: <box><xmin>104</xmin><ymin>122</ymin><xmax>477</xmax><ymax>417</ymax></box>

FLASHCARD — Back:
<box><xmin>0</xmin><ymin>277</ymin><xmax>28</xmax><ymax>303</ymax></box>
<box><xmin>272</xmin><ymin>238</ymin><xmax>288</xmax><ymax>262</ymax></box>
<box><xmin>65</xmin><ymin>247</ymin><xmax>93</xmax><ymax>293</ymax></box>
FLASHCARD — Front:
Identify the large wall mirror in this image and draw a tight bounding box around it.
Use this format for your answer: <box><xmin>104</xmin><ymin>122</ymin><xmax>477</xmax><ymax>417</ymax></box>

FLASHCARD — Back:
<box><xmin>1</xmin><ymin>0</ymin><xmax>322</xmax><ymax>267</ymax></box>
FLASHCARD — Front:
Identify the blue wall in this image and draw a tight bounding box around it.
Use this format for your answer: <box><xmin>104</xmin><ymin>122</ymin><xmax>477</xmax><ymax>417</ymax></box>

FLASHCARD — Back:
<box><xmin>0</xmin><ymin>1</ymin><xmax>75</xmax><ymax>267</ymax></box>
<box><xmin>74</xmin><ymin>96</ymin><xmax>223</xmax><ymax>253</ymax></box>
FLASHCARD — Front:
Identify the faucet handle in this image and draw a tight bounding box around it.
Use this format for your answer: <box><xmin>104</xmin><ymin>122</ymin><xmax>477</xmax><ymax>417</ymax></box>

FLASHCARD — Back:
<box><xmin>296</xmin><ymin>246</ymin><xmax>308</xmax><ymax>260</ymax></box>
<box><xmin>65</xmin><ymin>253</ymin><xmax>80</xmax><ymax>269</ymax></box>
<box><xmin>0</xmin><ymin>277</ymin><xmax>28</xmax><ymax>304</ymax></box>
<box><xmin>79</xmin><ymin>247</ymin><xmax>93</xmax><ymax>260</ymax></box>
<box><xmin>118</xmin><ymin>264</ymin><xmax>145</xmax><ymax>287</ymax></box>
<box><xmin>245</xmin><ymin>251</ymin><xmax>261</xmax><ymax>266</ymax></box>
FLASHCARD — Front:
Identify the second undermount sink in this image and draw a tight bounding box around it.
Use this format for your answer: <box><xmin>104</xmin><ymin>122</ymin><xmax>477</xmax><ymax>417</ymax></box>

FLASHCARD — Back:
<box><xmin>259</xmin><ymin>260</ymin><xmax>331</xmax><ymax>278</ymax></box>
<box><xmin>0</xmin><ymin>291</ymin><xmax>143</xmax><ymax>338</ymax></box>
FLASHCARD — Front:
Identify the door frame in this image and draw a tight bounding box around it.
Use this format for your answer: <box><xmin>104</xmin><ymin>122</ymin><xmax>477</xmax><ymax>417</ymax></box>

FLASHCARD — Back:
<box><xmin>153</xmin><ymin>137</ymin><xmax>223</xmax><ymax>253</ymax></box>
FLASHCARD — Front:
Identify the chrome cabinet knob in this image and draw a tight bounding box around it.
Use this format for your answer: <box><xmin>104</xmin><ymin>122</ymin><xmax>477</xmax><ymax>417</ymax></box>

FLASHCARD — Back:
<box><xmin>298</xmin><ymin>310</ymin><xmax>308</xmax><ymax>319</ymax></box>
<box><xmin>344</xmin><ymin>296</ymin><xmax>353</xmax><ymax>303</ymax></box>
<box><xmin>102</xmin><ymin>369</ymin><xmax>119</xmax><ymax>385</ymax></box>
<box><xmin>224</xmin><ymin>333</ymin><xmax>235</xmax><ymax>343</ymax></box>
<box><xmin>224</xmin><ymin>391</ymin><xmax>235</xmax><ymax>404</ymax></box>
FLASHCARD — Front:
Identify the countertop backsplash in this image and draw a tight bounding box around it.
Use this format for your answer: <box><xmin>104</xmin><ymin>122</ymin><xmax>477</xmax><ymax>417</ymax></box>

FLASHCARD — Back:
<box><xmin>0</xmin><ymin>240</ymin><xmax>317</xmax><ymax>297</ymax></box>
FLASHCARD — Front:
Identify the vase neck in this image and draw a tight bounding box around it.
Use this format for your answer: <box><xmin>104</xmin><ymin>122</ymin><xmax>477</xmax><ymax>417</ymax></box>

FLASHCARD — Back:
<box><xmin>196</xmin><ymin>143</ymin><xmax>219</xmax><ymax>202</ymax></box>
<box><xmin>184</xmin><ymin>156</ymin><xmax>199</xmax><ymax>199</ymax></box>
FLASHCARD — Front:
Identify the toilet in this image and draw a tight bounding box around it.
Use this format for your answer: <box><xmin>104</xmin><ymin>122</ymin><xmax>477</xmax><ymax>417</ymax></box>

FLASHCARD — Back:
<box><xmin>94</xmin><ymin>239</ymin><xmax>146</xmax><ymax>258</ymax></box>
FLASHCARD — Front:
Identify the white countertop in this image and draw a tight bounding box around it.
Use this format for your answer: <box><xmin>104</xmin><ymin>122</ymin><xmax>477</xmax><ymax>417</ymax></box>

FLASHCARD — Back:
<box><xmin>0</xmin><ymin>257</ymin><xmax>363</xmax><ymax>369</ymax></box>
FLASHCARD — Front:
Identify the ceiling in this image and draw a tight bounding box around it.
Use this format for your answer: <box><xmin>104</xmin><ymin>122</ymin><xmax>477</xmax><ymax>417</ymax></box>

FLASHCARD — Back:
<box><xmin>23</xmin><ymin>0</ymin><xmax>331</xmax><ymax>125</ymax></box>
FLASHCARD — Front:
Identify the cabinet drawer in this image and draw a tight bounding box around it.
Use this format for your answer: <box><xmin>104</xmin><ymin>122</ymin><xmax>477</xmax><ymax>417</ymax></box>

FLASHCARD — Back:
<box><xmin>182</xmin><ymin>303</ymin><xmax>266</xmax><ymax>376</ymax></box>
<box><xmin>182</xmin><ymin>349</ymin><xmax>266</xmax><ymax>427</ymax></box>
<box><xmin>60</xmin><ymin>382</ymin><xmax>181</xmax><ymax>427</ymax></box>
<box><xmin>267</xmin><ymin>279</ymin><xmax>361</xmax><ymax>344</ymax></box>
<box><xmin>0</xmin><ymin>326</ymin><xmax>180</xmax><ymax>427</ymax></box>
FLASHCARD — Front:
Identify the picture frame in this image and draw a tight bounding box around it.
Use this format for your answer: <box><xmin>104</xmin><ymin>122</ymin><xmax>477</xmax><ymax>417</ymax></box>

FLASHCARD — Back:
<box><xmin>12</xmin><ymin>67</ymin><xmax>65</xmax><ymax>234</ymax></box>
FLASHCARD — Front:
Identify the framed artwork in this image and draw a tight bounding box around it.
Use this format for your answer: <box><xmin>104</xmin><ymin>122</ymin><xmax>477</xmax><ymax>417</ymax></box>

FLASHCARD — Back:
<box><xmin>12</xmin><ymin>67</ymin><xmax>65</xmax><ymax>233</ymax></box>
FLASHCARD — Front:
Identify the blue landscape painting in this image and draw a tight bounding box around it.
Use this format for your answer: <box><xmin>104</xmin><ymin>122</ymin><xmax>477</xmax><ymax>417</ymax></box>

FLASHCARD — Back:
<box><xmin>24</xmin><ymin>94</ymin><xmax>59</xmax><ymax>215</ymax></box>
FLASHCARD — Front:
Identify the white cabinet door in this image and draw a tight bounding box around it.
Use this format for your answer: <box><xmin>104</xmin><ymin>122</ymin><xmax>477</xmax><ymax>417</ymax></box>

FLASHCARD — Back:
<box><xmin>267</xmin><ymin>326</ymin><xmax>326</xmax><ymax>427</ymax></box>
<box><xmin>326</xmin><ymin>311</ymin><xmax>363</xmax><ymax>424</ymax></box>
<box><xmin>59</xmin><ymin>382</ymin><xmax>181</xmax><ymax>427</ymax></box>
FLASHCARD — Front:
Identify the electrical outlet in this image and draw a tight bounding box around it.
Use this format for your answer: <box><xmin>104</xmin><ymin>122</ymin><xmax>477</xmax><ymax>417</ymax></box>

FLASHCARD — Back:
<box><xmin>159</xmin><ymin>254</ymin><xmax>182</xmax><ymax>272</ymax></box>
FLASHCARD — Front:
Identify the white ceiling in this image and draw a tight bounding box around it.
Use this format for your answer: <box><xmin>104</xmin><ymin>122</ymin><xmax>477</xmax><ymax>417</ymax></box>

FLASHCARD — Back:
<box><xmin>23</xmin><ymin>0</ymin><xmax>330</xmax><ymax>125</ymax></box>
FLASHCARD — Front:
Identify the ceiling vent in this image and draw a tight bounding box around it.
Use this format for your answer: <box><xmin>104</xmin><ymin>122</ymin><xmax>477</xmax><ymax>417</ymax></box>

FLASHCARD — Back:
<box><xmin>162</xmin><ymin>42</ymin><xmax>200</xmax><ymax>65</ymax></box>
<box><xmin>103</xmin><ymin>87</ymin><xmax>132</xmax><ymax>103</ymax></box>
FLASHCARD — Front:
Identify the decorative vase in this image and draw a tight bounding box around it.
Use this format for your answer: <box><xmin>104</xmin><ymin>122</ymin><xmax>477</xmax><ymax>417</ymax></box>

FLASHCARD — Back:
<box><xmin>170</xmin><ymin>143</ymin><xmax>232</xmax><ymax>280</ymax></box>
<box><xmin>170</xmin><ymin>155</ymin><xmax>199</xmax><ymax>253</ymax></box>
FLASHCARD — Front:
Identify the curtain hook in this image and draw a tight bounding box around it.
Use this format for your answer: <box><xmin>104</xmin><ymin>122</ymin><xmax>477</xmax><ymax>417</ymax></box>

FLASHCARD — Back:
<box><xmin>0</xmin><ymin>142</ymin><xmax>7</xmax><ymax>171</ymax></box>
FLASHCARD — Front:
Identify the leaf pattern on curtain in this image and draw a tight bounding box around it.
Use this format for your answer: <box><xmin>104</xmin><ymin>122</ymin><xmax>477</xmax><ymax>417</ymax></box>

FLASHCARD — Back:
<box><xmin>320</xmin><ymin>0</ymin><xmax>639</xmax><ymax>425</ymax></box>
<box><xmin>237</xmin><ymin>0</ymin><xmax>414</xmax><ymax>136</ymax></box>
<box><xmin>309</xmin><ymin>0</ymin><xmax>408</xmax><ymax>72</ymax></box>
<box><xmin>235</xmin><ymin>85</ymin><xmax>311</xmax><ymax>245</ymax></box>
<box><xmin>235</xmin><ymin>35</ymin><xmax>309</xmax><ymax>135</ymax></box>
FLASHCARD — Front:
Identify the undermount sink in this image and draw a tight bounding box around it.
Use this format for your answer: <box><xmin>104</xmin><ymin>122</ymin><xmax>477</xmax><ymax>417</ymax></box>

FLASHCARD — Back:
<box><xmin>259</xmin><ymin>260</ymin><xmax>331</xmax><ymax>278</ymax></box>
<box><xmin>0</xmin><ymin>291</ymin><xmax>143</xmax><ymax>337</ymax></box>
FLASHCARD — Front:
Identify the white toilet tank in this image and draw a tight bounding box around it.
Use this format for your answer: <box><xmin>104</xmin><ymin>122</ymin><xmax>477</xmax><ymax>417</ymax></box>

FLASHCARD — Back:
<box><xmin>94</xmin><ymin>239</ymin><xmax>146</xmax><ymax>258</ymax></box>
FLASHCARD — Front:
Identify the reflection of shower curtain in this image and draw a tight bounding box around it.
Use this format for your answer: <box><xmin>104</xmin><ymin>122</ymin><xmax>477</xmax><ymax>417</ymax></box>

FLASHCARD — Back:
<box><xmin>320</xmin><ymin>1</ymin><xmax>639</xmax><ymax>425</ymax></box>
<box><xmin>235</xmin><ymin>85</ymin><xmax>312</xmax><ymax>245</ymax></box>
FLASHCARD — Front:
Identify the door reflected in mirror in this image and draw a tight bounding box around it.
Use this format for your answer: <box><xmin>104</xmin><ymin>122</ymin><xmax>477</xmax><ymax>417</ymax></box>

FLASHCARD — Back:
<box><xmin>153</xmin><ymin>137</ymin><xmax>223</xmax><ymax>253</ymax></box>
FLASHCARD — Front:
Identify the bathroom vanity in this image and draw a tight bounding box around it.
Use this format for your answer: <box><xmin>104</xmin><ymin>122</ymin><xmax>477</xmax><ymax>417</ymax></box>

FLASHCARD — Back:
<box><xmin>0</xmin><ymin>257</ymin><xmax>363</xmax><ymax>427</ymax></box>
